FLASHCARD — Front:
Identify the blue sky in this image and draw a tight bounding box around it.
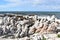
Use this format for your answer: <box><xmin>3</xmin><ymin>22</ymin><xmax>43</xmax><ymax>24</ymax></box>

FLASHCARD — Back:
<box><xmin>0</xmin><ymin>0</ymin><xmax>60</xmax><ymax>11</ymax></box>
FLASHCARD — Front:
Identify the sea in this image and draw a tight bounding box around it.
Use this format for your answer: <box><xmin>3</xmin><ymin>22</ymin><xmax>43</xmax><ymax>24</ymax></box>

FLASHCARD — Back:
<box><xmin>0</xmin><ymin>11</ymin><xmax>60</xmax><ymax>19</ymax></box>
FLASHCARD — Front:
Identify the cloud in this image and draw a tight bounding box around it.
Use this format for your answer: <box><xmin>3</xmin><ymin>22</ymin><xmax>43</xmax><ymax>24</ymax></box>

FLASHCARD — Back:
<box><xmin>32</xmin><ymin>0</ymin><xmax>60</xmax><ymax>6</ymax></box>
<box><xmin>0</xmin><ymin>0</ymin><xmax>22</xmax><ymax>8</ymax></box>
<box><xmin>32</xmin><ymin>0</ymin><xmax>45</xmax><ymax>5</ymax></box>
<box><xmin>0</xmin><ymin>0</ymin><xmax>55</xmax><ymax>8</ymax></box>
<box><xmin>0</xmin><ymin>0</ymin><xmax>60</xmax><ymax>11</ymax></box>
<box><xmin>0</xmin><ymin>0</ymin><xmax>33</xmax><ymax>8</ymax></box>
<box><xmin>4</xmin><ymin>0</ymin><xmax>20</xmax><ymax>2</ymax></box>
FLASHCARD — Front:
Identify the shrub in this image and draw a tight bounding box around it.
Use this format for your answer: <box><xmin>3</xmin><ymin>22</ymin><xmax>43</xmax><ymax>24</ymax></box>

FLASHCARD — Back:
<box><xmin>57</xmin><ymin>34</ymin><xmax>60</xmax><ymax>38</ymax></box>
<box><xmin>42</xmin><ymin>36</ymin><xmax>46</xmax><ymax>40</ymax></box>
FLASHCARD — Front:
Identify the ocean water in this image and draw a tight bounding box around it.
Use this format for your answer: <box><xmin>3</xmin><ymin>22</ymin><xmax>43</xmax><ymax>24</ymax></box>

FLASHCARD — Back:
<box><xmin>0</xmin><ymin>11</ymin><xmax>60</xmax><ymax>19</ymax></box>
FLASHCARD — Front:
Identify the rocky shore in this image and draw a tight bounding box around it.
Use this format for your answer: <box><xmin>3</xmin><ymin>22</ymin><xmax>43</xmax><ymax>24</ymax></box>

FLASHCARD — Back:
<box><xmin>0</xmin><ymin>14</ymin><xmax>60</xmax><ymax>40</ymax></box>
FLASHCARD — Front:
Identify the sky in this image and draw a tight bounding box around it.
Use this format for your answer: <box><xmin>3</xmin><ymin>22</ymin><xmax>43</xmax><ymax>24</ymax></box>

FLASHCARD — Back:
<box><xmin>0</xmin><ymin>0</ymin><xmax>60</xmax><ymax>11</ymax></box>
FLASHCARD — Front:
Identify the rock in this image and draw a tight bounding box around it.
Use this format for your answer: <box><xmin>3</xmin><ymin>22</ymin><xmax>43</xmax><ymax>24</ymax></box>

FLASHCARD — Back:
<box><xmin>23</xmin><ymin>37</ymin><xmax>30</xmax><ymax>40</ymax></box>
<box><xmin>16</xmin><ymin>24</ymin><xmax>22</xmax><ymax>33</ymax></box>
<box><xmin>15</xmin><ymin>32</ymin><xmax>20</xmax><ymax>38</ymax></box>
<box><xmin>29</xmin><ymin>27</ymin><xmax>36</xmax><ymax>35</ymax></box>
<box><xmin>35</xmin><ymin>28</ymin><xmax>41</xmax><ymax>33</ymax></box>
<box><xmin>0</xmin><ymin>27</ymin><xmax>3</xmax><ymax>35</ymax></box>
<box><xmin>0</xmin><ymin>14</ymin><xmax>59</xmax><ymax>40</ymax></box>
<box><xmin>30</xmin><ymin>33</ymin><xmax>42</xmax><ymax>40</ymax></box>
<box><xmin>20</xmin><ymin>24</ymin><xmax>29</xmax><ymax>37</ymax></box>
<box><xmin>0</xmin><ymin>17</ymin><xmax>3</xmax><ymax>25</ymax></box>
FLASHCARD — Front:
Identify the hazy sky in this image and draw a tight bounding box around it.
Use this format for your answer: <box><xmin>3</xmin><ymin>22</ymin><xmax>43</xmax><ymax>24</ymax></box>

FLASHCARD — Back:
<box><xmin>0</xmin><ymin>0</ymin><xmax>60</xmax><ymax>11</ymax></box>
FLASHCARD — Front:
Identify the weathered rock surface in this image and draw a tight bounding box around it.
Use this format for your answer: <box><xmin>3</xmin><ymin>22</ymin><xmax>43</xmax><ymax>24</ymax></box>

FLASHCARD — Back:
<box><xmin>0</xmin><ymin>14</ymin><xmax>60</xmax><ymax>40</ymax></box>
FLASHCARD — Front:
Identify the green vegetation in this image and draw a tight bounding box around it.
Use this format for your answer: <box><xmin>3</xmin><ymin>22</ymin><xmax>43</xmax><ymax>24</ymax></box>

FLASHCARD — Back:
<box><xmin>42</xmin><ymin>36</ymin><xmax>46</xmax><ymax>40</ymax></box>
<box><xmin>57</xmin><ymin>34</ymin><xmax>60</xmax><ymax>38</ymax></box>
